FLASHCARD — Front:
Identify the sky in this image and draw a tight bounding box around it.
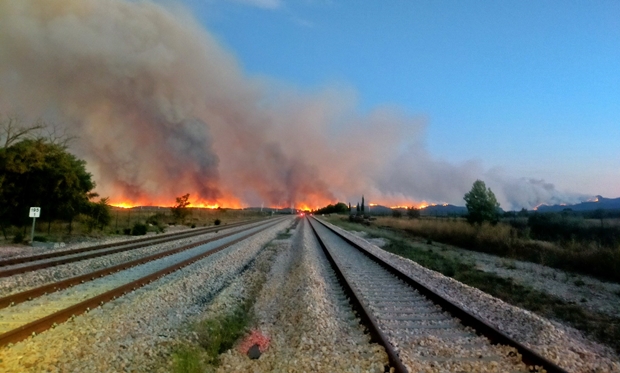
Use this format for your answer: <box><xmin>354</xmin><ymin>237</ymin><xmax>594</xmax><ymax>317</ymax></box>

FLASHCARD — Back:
<box><xmin>181</xmin><ymin>0</ymin><xmax>620</xmax><ymax>199</ymax></box>
<box><xmin>1</xmin><ymin>0</ymin><xmax>618</xmax><ymax>210</ymax></box>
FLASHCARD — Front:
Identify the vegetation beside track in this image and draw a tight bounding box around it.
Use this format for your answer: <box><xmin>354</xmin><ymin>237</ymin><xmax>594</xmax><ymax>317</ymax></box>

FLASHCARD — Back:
<box><xmin>172</xmin><ymin>237</ymin><xmax>284</xmax><ymax>372</ymax></box>
<box><xmin>324</xmin><ymin>216</ymin><xmax>620</xmax><ymax>355</ymax></box>
<box><xmin>1</xmin><ymin>208</ymin><xmax>268</xmax><ymax>249</ymax></box>
<box><xmin>351</xmin><ymin>215</ymin><xmax>620</xmax><ymax>284</ymax></box>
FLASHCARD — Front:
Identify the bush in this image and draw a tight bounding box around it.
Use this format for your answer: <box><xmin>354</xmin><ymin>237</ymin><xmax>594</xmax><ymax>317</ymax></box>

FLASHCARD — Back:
<box><xmin>407</xmin><ymin>207</ymin><xmax>420</xmax><ymax>219</ymax></box>
<box><xmin>131</xmin><ymin>222</ymin><xmax>147</xmax><ymax>236</ymax></box>
<box><xmin>123</xmin><ymin>228</ymin><xmax>131</xmax><ymax>235</ymax></box>
<box><xmin>392</xmin><ymin>209</ymin><xmax>403</xmax><ymax>218</ymax></box>
<box><xmin>33</xmin><ymin>235</ymin><xmax>47</xmax><ymax>242</ymax></box>
<box><xmin>12</xmin><ymin>231</ymin><xmax>24</xmax><ymax>244</ymax></box>
<box><xmin>214</xmin><ymin>219</ymin><xmax>221</xmax><ymax>226</ymax></box>
<box><xmin>191</xmin><ymin>224</ymin><xmax>196</xmax><ymax>228</ymax></box>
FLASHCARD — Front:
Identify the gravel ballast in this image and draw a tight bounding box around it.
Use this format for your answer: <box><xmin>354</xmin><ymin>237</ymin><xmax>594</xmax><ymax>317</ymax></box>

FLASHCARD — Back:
<box><xmin>0</xmin><ymin>220</ymin><xmax>269</xmax><ymax>298</ymax></box>
<box><xmin>217</xmin><ymin>217</ymin><xmax>389</xmax><ymax>373</ymax></box>
<box><xmin>0</xmin><ymin>217</ymin><xmax>291</xmax><ymax>372</ymax></box>
<box><xmin>320</xmin><ymin>218</ymin><xmax>620</xmax><ymax>373</ymax></box>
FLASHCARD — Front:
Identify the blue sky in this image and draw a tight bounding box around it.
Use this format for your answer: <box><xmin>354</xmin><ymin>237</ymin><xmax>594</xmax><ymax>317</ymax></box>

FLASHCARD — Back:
<box><xmin>181</xmin><ymin>0</ymin><xmax>619</xmax><ymax>198</ymax></box>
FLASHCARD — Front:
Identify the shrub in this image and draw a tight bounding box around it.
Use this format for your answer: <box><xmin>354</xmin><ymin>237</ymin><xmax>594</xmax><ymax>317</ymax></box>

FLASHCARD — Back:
<box><xmin>373</xmin><ymin>216</ymin><xmax>620</xmax><ymax>283</ymax></box>
<box><xmin>33</xmin><ymin>235</ymin><xmax>47</xmax><ymax>242</ymax></box>
<box><xmin>214</xmin><ymin>219</ymin><xmax>221</xmax><ymax>226</ymax></box>
<box><xmin>407</xmin><ymin>207</ymin><xmax>421</xmax><ymax>219</ymax></box>
<box><xmin>392</xmin><ymin>209</ymin><xmax>403</xmax><ymax>218</ymax></box>
<box><xmin>12</xmin><ymin>231</ymin><xmax>24</xmax><ymax>244</ymax></box>
<box><xmin>131</xmin><ymin>222</ymin><xmax>147</xmax><ymax>236</ymax></box>
<box><xmin>123</xmin><ymin>228</ymin><xmax>131</xmax><ymax>235</ymax></box>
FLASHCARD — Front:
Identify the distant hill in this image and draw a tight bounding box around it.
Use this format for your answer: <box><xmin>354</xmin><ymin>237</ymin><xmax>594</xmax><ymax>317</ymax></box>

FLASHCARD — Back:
<box><xmin>358</xmin><ymin>204</ymin><xmax>468</xmax><ymax>216</ymax></box>
<box><xmin>422</xmin><ymin>204</ymin><xmax>468</xmax><ymax>216</ymax></box>
<box><xmin>535</xmin><ymin>196</ymin><xmax>620</xmax><ymax>212</ymax></box>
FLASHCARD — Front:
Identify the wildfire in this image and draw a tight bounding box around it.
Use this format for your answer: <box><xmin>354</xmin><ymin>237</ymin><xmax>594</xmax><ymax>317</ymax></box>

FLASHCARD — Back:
<box><xmin>109</xmin><ymin>196</ymin><xmax>243</xmax><ymax>209</ymax></box>
<box><xmin>387</xmin><ymin>202</ymin><xmax>447</xmax><ymax>209</ymax></box>
<box><xmin>110</xmin><ymin>201</ymin><xmax>136</xmax><ymax>209</ymax></box>
<box><xmin>192</xmin><ymin>203</ymin><xmax>221</xmax><ymax>209</ymax></box>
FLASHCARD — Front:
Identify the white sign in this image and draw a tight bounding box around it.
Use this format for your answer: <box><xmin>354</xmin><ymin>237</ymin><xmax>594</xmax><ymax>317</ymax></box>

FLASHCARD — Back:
<box><xmin>29</xmin><ymin>207</ymin><xmax>41</xmax><ymax>218</ymax></box>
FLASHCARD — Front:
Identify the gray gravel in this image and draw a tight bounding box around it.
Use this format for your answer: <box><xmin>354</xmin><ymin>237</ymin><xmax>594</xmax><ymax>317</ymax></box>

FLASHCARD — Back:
<box><xmin>218</xmin><ymin>217</ymin><xmax>388</xmax><ymax>372</ymax></box>
<box><xmin>0</xmin><ymin>217</ymin><xmax>291</xmax><ymax>373</ymax></box>
<box><xmin>0</xmin><ymin>223</ymin><xmax>272</xmax><ymax>334</ymax></box>
<box><xmin>320</xmin><ymin>218</ymin><xmax>620</xmax><ymax>373</ymax></box>
<box><xmin>0</xmin><ymin>220</ymin><xmax>269</xmax><ymax>298</ymax></box>
<box><xmin>312</xmin><ymin>219</ymin><xmax>529</xmax><ymax>372</ymax></box>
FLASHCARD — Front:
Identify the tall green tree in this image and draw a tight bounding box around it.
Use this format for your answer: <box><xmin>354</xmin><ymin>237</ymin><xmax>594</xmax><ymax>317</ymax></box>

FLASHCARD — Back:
<box><xmin>361</xmin><ymin>195</ymin><xmax>365</xmax><ymax>213</ymax></box>
<box><xmin>85</xmin><ymin>197</ymin><xmax>112</xmax><ymax>231</ymax></box>
<box><xmin>0</xmin><ymin>139</ymin><xmax>96</xmax><ymax>235</ymax></box>
<box><xmin>463</xmin><ymin>180</ymin><xmax>500</xmax><ymax>224</ymax></box>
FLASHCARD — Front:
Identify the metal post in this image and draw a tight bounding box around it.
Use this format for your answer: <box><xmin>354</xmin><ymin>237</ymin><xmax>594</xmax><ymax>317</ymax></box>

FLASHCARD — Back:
<box><xmin>31</xmin><ymin>217</ymin><xmax>36</xmax><ymax>243</ymax></box>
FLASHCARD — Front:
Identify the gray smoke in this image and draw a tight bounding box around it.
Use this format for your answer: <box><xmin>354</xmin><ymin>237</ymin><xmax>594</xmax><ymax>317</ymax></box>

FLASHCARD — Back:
<box><xmin>0</xmin><ymin>0</ymin><xmax>584</xmax><ymax>209</ymax></box>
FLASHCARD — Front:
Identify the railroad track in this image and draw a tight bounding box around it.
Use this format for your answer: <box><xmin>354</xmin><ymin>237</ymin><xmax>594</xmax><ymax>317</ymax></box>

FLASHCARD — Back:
<box><xmin>0</xmin><ymin>217</ymin><xmax>284</xmax><ymax>347</ymax></box>
<box><xmin>0</xmin><ymin>218</ymin><xmax>262</xmax><ymax>278</ymax></box>
<box><xmin>308</xmin><ymin>217</ymin><xmax>569</xmax><ymax>373</ymax></box>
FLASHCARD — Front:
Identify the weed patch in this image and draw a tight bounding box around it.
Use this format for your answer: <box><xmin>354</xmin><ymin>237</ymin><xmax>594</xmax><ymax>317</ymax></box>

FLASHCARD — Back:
<box><xmin>171</xmin><ymin>240</ymin><xmax>283</xmax><ymax>372</ymax></box>
<box><xmin>276</xmin><ymin>228</ymin><xmax>292</xmax><ymax>240</ymax></box>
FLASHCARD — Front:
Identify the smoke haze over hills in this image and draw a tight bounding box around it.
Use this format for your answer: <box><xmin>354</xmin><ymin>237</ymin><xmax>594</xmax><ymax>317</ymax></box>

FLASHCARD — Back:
<box><xmin>0</xmin><ymin>0</ymin><xmax>589</xmax><ymax>210</ymax></box>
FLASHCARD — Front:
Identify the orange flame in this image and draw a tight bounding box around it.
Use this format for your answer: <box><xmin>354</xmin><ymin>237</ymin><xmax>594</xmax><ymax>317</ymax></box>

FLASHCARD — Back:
<box><xmin>109</xmin><ymin>195</ymin><xmax>243</xmax><ymax>209</ymax></box>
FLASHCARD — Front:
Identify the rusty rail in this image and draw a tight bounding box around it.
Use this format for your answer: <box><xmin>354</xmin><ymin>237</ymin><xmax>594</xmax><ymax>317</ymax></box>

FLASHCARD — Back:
<box><xmin>0</xmin><ymin>219</ymin><xmax>263</xmax><ymax>278</ymax></box>
<box><xmin>307</xmin><ymin>217</ymin><xmax>408</xmax><ymax>373</ymax></box>
<box><xmin>0</xmin><ymin>219</ymin><xmax>279</xmax><ymax>309</ymax></box>
<box><xmin>311</xmin><ymin>216</ymin><xmax>570</xmax><ymax>373</ymax></box>
<box><xmin>0</xmin><ymin>219</ymin><xmax>282</xmax><ymax>348</ymax></box>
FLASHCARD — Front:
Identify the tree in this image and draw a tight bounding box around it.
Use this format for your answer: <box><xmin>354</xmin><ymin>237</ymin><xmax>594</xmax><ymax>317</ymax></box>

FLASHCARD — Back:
<box><xmin>463</xmin><ymin>180</ymin><xmax>500</xmax><ymax>224</ymax></box>
<box><xmin>171</xmin><ymin>193</ymin><xmax>191</xmax><ymax>222</ymax></box>
<box><xmin>0</xmin><ymin>115</ymin><xmax>44</xmax><ymax>149</ymax></box>
<box><xmin>0</xmin><ymin>139</ymin><xmax>96</xmax><ymax>235</ymax></box>
<box><xmin>407</xmin><ymin>207</ymin><xmax>420</xmax><ymax>219</ymax></box>
<box><xmin>315</xmin><ymin>202</ymin><xmax>349</xmax><ymax>215</ymax></box>
<box><xmin>356</xmin><ymin>203</ymin><xmax>360</xmax><ymax>213</ymax></box>
<box><xmin>85</xmin><ymin>197</ymin><xmax>112</xmax><ymax>231</ymax></box>
<box><xmin>392</xmin><ymin>209</ymin><xmax>403</xmax><ymax>218</ymax></box>
<box><xmin>361</xmin><ymin>195</ymin><xmax>365</xmax><ymax>213</ymax></box>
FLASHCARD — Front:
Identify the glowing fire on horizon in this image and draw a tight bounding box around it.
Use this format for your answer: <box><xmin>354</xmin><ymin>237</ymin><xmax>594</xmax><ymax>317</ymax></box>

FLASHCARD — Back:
<box><xmin>109</xmin><ymin>196</ymin><xmax>243</xmax><ymax>209</ymax></box>
<box><xmin>110</xmin><ymin>196</ymin><xmax>451</xmax><ymax>212</ymax></box>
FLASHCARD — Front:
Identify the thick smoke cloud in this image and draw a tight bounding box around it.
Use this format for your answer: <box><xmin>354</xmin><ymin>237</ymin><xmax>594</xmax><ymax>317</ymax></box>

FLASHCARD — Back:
<box><xmin>0</xmin><ymin>0</ymin><xmax>583</xmax><ymax>210</ymax></box>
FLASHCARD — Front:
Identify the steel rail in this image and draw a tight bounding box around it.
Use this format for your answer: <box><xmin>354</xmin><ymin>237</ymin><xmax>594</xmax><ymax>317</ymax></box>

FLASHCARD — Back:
<box><xmin>0</xmin><ymin>218</ymin><xmax>284</xmax><ymax>309</ymax></box>
<box><xmin>307</xmin><ymin>217</ymin><xmax>408</xmax><ymax>373</ymax></box>
<box><xmin>0</xmin><ymin>219</ymin><xmax>259</xmax><ymax>268</ymax></box>
<box><xmin>0</xmin><ymin>219</ymin><xmax>266</xmax><ymax>278</ymax></box>
<box><xmin>311</xmin><ymin>216</ymin><xmax>570</xmax><ymax>373</ymax></box>
<box><xmin>0</xmin><ymin>219</ymin><xmax>282</xmax><ymax>348</ymax></box>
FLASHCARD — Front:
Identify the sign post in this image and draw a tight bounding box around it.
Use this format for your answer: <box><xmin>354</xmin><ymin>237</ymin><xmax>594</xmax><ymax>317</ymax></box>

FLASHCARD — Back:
<box><xmin>29</xmin><ymin>207</ymin><xmax>41</xmax><ymax>243</ymax></box>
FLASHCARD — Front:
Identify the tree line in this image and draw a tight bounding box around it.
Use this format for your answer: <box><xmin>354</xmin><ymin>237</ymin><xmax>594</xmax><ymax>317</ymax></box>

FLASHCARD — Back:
<box><xmin>0</xmin><ymin>115</ymin><xmax>111</xmax><ymax>240</ymax></box>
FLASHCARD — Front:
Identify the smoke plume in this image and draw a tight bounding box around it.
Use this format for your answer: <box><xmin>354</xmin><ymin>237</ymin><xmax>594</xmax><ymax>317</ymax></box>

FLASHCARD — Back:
<box><xmin>0</xmin><ymin>0</ymin><xmax>583</xmax><ymax>210</ymax></box>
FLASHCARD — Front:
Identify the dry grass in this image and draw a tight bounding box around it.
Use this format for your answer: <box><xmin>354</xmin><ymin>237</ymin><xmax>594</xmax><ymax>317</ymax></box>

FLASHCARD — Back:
<box><xmin>1</xmin><ymin>208</ymin><xmax>267</xmax><ymax>246</ymax></box>
<box><xmin>373</xmin><ymin>217</ymin><xmax>620</xmax><ymax>283</ymax></box>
